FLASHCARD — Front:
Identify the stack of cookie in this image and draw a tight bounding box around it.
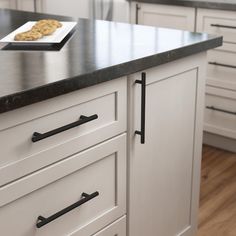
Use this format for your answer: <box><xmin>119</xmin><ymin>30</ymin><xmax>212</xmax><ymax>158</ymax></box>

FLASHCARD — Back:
<box><xmin>14</xmin><ymin>19</ymin><xmax>62</xmax><ymax>41</ymax></box>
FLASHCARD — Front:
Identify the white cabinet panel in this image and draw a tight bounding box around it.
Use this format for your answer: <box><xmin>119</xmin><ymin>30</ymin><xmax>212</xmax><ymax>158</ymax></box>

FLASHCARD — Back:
<box><xmin>38</xmin><ymin>0</ymin><xmax>90</xmax><ymax>19</ymax></box>
<box><xmin>91</xmin><ymin>216</ymin><xmax>126</xmax><ymax>236</ymax></box>
<box><xmin>16</xmin><ymin>0</ymin><xmax>34</xmax><ymax>11</ymax></box>
<box><xmin>128</xmin><ymin>53</ymin><xmax>206</xmax><ymax>236</ymax></box>
<box><xmin>136</xmin><ymin>3</ymin><xmax>195</xmax><ymax>31</ymax></box>
<box><xmin>197</xmin><ymin>7</ymin><xmax>236</xmax><ymax>143</ymax></box>
<box><xmin>0</xmin><ymin>135</ymin><xmax>126</xmax><ymax>236</ymax></box>
<box><xmin>0</xmin><ymin>0</ymin><xmax>16</xmax><ymax>9</ymax></box>
<box><xmin>0</xmin><ymin>77</ymin><xmax>127</xmax><ymax>186</ymax></box>
<box><xmin>197</xmin><ymin>8</ymin><xmax>236</xmax><ymax>45</ymax></box>
<box><xmin>205</xmin><ymin>86</ymin><xmax>236</xmax><ymax>139</ymax></box>
<box><xmin>207</xmin><ymin>49</ymin><xmax>236</xmax><ymax>91</ymax></box>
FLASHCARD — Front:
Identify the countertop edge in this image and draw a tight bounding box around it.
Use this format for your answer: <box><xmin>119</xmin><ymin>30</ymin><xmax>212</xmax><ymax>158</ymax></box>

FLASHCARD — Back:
<box><xmin>0</xmin><ymin>36</ymin><xmax>223</xmax><ymax>114</ymax></box>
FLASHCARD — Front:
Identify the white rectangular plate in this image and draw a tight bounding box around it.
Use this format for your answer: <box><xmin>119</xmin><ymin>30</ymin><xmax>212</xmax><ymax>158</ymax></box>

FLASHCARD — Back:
<box><xmin>0</xmin><ymin>21</ymin><xmax>77</xmax><ymax>44</ymax></box>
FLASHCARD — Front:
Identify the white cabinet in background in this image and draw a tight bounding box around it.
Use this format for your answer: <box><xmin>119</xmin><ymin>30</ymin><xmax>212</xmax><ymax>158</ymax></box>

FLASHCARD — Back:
<box><xmin>0</xmin><ymin>0</ymin><xmax>16</xmax><ymax>9</ymax></box>
<box><xmin>205</xmin><ymin>87</ymin><xmax>236</xmax><ymax>140</ymax></box>
<box><xmin>132</xmin><ymin>2</ymin><xmax>195</xmax><ymax>31</ymax></box>
<box><xmin>197</xmin><ymin>8</ymin><xmax>236</xmax><ymax>148</ymax></box>
<box><xmin>38</xmin><ymin>0</ymin><xmax>90</xmax><ymax>19</ymax></box>
<box><xmin>197</xmin><ymin>8</ymin><xmax>236</xmax><ymax>45</ymax></box>
<box><xmin>16</xmin><ymin>0</ymin><xmax>34</xmax><ymax>11</ymax></box>
<box><xmin>0</xmin><ymin>0</ymin><xmax>35</xmax><ymax>11</ymax></box>
<box><xmin>128</xmin><ymin>53</ymin><xmax>206</xmax><ymax>236</ymax></box>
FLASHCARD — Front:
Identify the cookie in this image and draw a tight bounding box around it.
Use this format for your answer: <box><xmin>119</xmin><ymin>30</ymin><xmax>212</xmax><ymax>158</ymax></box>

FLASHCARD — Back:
<box><xmin>36</xmin><ymin>19</ymin><xmax>62</xmax><ymax>28</ymax></box>
<box><xmin>14</xmin><ymin>19</ymin><xmax>62</xmax><ymax>41</ymax></box>
<box><xmin>32</xmin><ymin>24</ymin><xmax>57</xmax><ymax>36</ymax></box>
<box><xmin>14</xmin><ymin>30</ymin><xmax>43</xmax><ymax>41</ymax></box>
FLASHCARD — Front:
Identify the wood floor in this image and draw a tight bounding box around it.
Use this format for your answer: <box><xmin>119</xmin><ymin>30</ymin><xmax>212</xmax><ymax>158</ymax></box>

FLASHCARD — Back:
<box><xmin>197</xmin><ymin>145</ymin><xmax>236</xmax><ymax>236</ymax></box>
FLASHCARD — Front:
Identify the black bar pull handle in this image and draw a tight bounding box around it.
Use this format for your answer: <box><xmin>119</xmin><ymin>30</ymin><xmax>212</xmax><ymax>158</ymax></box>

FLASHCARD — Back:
<box><xmin>135</xmin><ymin>3</ymin><xmax>140</xmax><ymax>24</ymax></box>
<box><xmin>36</xmin><ymin>191</ymin><xmax>99</xmax><ymax>228</ymax></box>
<box><xmin>211</xmin><ymin>24</ymin><xmax>236</xmax><ymax>29</ymax></box>
<box><xmin>206</xmin><ymin>106</ymin><xmax>236</xmax><ymax>115</ymax></box>
<box><xmin>135</xmin><ymin>72</ymin><xmax>146</xmax><ymax>144</ymax></box>
<box><xmin>32</xmin><ymin>114</ymin><xmax>98</xmax><ymax>142</ymax></box>
<box><xmin>208</xmin><ymin>61</ymin><xmax>236</xmax><ymax>69</ymax></box>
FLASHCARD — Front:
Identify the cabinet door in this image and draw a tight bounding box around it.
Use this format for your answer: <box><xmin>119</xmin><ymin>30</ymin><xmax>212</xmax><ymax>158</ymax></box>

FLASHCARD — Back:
<box><xmin>38</xmin><ymin>0</ymin><xmax>90</xmax><ymax>19</ymax></box>
<box><xmin>0</xmin><ymin>0</ymin><xmax>16</xmax><ymax>9</ymax></box>
<box><xmin>16</xmin><ymin>0</ymin><xmax>34</xmax><ymax>11</ymax></box>
<box><xmin>128</xmin><ymin>55</ymin><xmax>205</xmax><ymax>236</ymax></box>
<box><xmin>136</xmin><ymin>3</ymin><xmax>195</xmax><ymax>31</ymax></box>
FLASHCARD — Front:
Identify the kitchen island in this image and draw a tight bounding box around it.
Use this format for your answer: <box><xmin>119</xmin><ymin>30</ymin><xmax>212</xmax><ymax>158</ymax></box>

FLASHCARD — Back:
<box><xmin>0</xmin><ymin>9</ymin><xmax>222</xmax><ymax>236</ymax></box>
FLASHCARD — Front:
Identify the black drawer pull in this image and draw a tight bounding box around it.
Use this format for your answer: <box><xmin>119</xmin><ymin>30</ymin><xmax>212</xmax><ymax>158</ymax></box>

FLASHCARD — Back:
<box><xmin>32</xmin><ymin>114</ymin><xmax>98</xmax><ymax>142</ymax></box>
<box><xmin>135</xmin><ymin>3</ymin><xmax>141</xmax><ymax>24</ymax></box>
<box><xmin>206</xmin><ymin>106</ymin><xmax>236</xmax><ymax>115</ymax></box>
<box><xmin>36</xmin><ymin>191</ymin><xmax>99</xmax><ymax>228</ymax></box>
<box><xmin>211</xmin><ymin>24</ymin><xmax>236</xmax><ymax>29</ymax></box>
<box><xmin>209</xmin><ymin>61</ymin><xmax>236</xmax><ymax>69</ymax></box>
<box><xmin>135</xmin><ymin>72</ymin><xmax>146</xmax><ymax>144</ymax></box>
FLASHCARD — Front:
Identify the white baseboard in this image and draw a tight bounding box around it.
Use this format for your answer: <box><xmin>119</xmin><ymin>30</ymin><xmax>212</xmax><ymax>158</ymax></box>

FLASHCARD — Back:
<box><xmin>203</xmin><ymin>132</ymin><xmax>236</xmax><ymax>153</ymax></box>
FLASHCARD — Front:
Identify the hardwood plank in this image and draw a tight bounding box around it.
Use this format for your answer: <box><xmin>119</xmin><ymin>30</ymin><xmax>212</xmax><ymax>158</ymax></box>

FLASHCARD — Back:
<box><xmin>197</xmin><ymin>145</ymin><xmax>236</xmax><ymax>236</ymax></box>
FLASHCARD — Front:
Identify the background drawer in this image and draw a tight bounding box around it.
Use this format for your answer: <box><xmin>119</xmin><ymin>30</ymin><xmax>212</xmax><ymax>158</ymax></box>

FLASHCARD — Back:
<box><xmin>136</xmin><ymin>3</ymin><xmax>195</xmax><ymax>31</ymax></box>
<box><xmin>197</xmin><ymin>8</ymin><xmax>236</xmax><ymax>44</ymax></box>
<box><xmin>204</xmin><ymin>87</ymin><xmax>236</xmax><ymax>139</ymax></box>
<box><xmin>0</xmin><ymin>134</ymin><xmax>126</xmax><ymax>236</ymax></box>
<box><xmin>0</xmin><ymin>77</ymin><xmax>127</xmax><ymax>186</ymax></box>
<box><xmin>207</xmin><ymin>49</ymin><xmax>236</xmax><ymax>91</ymax></box>
<box><xmin>90</xmin><ymin>216</ymin><xmax>126</xmax><ymax>236</ymax></box>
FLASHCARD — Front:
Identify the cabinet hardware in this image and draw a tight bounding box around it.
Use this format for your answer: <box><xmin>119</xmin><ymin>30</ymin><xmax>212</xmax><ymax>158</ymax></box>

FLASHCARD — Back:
<box><xmin>209</xmin><ymin>61</ymin><xmax>236</xmax><ymax>69</ymax></box>
<box><xmin>32</xmin><ymin>114</ymin><xmax>98</xmax><ymax>142</ymax></box>
<box><xmin>135</xmin><ymin>4</ymin><xmax>141</xmax><ymax>24</ymax></box>
<box><xmin>34</xmin><ymin>0</ymin><xmax>37</xmax><ymax>12</ymax></box>
<box><xmin>206</xmin><ymin>106</ymin><xmax>236</xmax><ymax>115</ymax></box>
<box><xmin>135</xmin><ymin>72</ymin><xmax>146</xmax><ymax>144</ymax></box>
<box><xmin>36</xmin><ymin>191</ymin><xmax>99</xmax><ymax>228</ymax></box>
<box><xmin>211</xmin><ymin>24</ymin><xmax>236</xmax><ymax>29</ymax></box>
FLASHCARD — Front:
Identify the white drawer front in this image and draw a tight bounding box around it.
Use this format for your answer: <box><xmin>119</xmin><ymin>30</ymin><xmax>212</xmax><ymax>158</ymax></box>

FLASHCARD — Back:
<box><xmin>0</xmin><ymin>134</ymin><xmax>126</xmax><ymax>236</ymax></box>
<box><xmin>138</xmin><ymin>3</ymin><xmax>195</xmax><ymax>31</ymax></box>
<box><xmin>197</xmin><ymin>8</ymin><xmax>236</xmax><ymax>44</ymax></box>
<box><xmin>0</xmin><ymin>77</ymin><xmax>127</xmax><ymax>186</ymax></box>
<box><xmin>207</xmin><ymin>49</ymin><xmax>236</xmax><ymax>91</ymax></box>
<box><xmin>205</xmin><ymin>87</ymin><xmax>236</xmax><ymax>139</ymax></box>
<box><xmin>90</xmin><ymin>216</ymin><xmax>126</xmax><ymax>236</ymax></box>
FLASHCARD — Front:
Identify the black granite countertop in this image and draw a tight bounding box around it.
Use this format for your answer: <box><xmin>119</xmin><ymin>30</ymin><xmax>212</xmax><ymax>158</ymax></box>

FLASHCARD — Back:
<box><xmin>0</xmin><ymin>9</ymin><xmax>222</xmax><ymax>114</ymax></box>
<box><xmin>129</xmin><ymin>0</ymin><xmax>236</xmax><ymax>11</ymax></box>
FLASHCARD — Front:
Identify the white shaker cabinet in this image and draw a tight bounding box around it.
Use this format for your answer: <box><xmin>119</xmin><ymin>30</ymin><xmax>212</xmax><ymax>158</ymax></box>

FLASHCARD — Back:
<box><xmin>131</xmin><ymin>2</ymin><xmax>195</xmax><ymax>31</ymax></box>
<box><xmin>37</xmin><ymin>0</ymin><xmax>90</xmax><ymax>19</ymax></box>
<box><xmin>196</xmin><ymin>8</ymin><xmax>236</xmax><ymax>151</ymax></box>
<box><xmin>16</xmin><ymin>0</ymin><xmax>34</xmax><ymax>11</ymax></box>
<box><xmin>0</xmin><ymin>0</ymin><xmax>35</xmax><ymax>11</ymax></box>
<box><xmin>128</xmin><ymin>53</ymin><xmax>206</xmax><ymax>236</ymax></box>
<box><xmin>0</xmin><ymin>0</ymin><xmax>16</xmax><ymax>9</ymax></box>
